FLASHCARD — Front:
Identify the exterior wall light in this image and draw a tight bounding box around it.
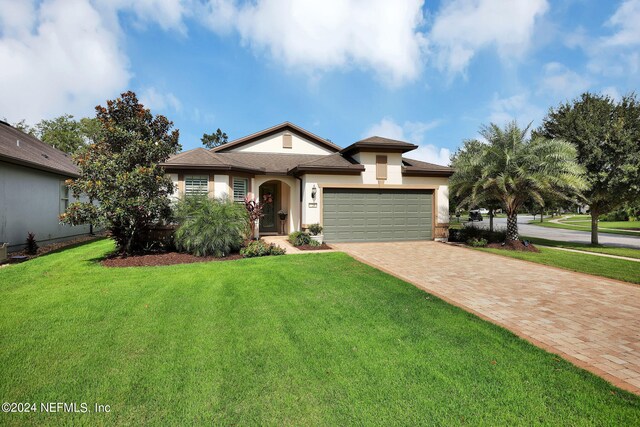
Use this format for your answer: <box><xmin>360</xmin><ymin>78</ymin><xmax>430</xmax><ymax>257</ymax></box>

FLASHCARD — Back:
<box><xmin>311</xmin><ymin>185</ymin><xmax>317</xmax><ymax>201</ymax></box>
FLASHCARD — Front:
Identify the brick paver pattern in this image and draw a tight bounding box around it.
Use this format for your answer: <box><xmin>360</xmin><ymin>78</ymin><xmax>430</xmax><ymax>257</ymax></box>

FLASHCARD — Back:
<box><xmin>334</xmin><ymin>241</ymin><xmax>640</xmax><ymax>394</ymax></box>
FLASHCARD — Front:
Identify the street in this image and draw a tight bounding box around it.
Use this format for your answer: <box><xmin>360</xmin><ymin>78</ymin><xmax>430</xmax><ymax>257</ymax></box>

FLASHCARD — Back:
<box><xmin>462</xmin><ymin>215</ymin><xmax>640</xmax><ymax>249</ymax></box>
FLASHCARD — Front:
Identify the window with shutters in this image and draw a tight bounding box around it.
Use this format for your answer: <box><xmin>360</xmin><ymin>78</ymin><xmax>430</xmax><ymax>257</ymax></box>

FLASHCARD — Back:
<box><xmin>376</xmin><ymin>155</ymin><xmax>388</xmax><ymax>180</ymax></box>
<box><xmin>233</xmin><ymin>177</ymin><xmax>248</xmax><ymax>202</ymax></box>
<box><xmin>184</xmin><ymin>175</ymin><xmax>208</xmax><ymax>196</ymax></box>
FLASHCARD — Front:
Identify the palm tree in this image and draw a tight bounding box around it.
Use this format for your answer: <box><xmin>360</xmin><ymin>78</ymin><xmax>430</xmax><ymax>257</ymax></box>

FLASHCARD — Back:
<box><xmin>450</xmin><ymin>121</ymin><xmax>587</xmax><ymax>241</ymax></box>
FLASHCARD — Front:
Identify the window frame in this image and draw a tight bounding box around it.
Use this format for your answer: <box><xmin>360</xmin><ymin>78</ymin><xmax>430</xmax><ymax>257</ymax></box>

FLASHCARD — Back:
<box><xmin>59</xmin><ymin>181</ymin><xmax>70</xmax><ymax>214</ymax></box>
<box><xmin>184</xmin><ymin>175</ymin><xmax>209</xmax><ymax>197</ymax></box>
<box><xmin>233</xmin><ymin>177</ymin><xmax>249</xmax><ymax>203</ymax></box>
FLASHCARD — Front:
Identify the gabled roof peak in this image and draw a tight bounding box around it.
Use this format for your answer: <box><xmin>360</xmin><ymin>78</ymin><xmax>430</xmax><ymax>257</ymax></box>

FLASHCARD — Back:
<box><xmin>210</xmin><ymin>122</ymin><xmax>341</xmax><ymax>153</ymax></box>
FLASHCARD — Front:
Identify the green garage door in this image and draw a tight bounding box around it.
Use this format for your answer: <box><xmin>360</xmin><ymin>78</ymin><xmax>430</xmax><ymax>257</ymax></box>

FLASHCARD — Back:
<box><xmin>322</xmin><ymin>188</ymin><xmax>433</xmax><ymax>242</ymax></box>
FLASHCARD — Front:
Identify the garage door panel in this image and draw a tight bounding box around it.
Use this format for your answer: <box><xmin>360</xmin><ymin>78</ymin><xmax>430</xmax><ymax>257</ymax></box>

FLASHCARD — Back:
<box><xmin>323</xmin><ymin>188</ymin><xmax>433</xmax><ymax>242</ymax></box>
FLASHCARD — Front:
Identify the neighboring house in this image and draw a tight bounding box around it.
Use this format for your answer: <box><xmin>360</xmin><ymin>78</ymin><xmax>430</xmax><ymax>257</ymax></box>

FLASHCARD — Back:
<box><xmin>161</xmin><ymin>122</ymin><xmax>453</xmax><ymax>242</ymax></box>
<box><xmin>0</xmin><ymin>121</ymin><xmax>91</xmax><ymax>250</ymax></box>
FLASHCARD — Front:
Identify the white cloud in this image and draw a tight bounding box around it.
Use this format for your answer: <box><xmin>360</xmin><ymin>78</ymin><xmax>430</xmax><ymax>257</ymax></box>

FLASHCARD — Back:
<box><xmin>602</xmin><ymin>0</ymin><xmax>640</xmax><ymax>48</ymax></box>
<box><xmin>96</xmin><ymin>0</ymin><xmax>191</xmax><ymax>33</ymax></box>
<box><xmin>428</xmin><ymin>0</ymin><xmax>549</xmax><ymax>75</ymax></box>
<box><xmin>488</xmin><ymin>93</ymin><xmax>544</xmax><ymax>127</ymax></box>
<box><xmin>201</xmin><ymin>0</ymin><xmax>428</xmax><ymax>85</ymax></box>
<box><xmin>140</xmin><ymin>87</ymin><xmax>183</xmax><ymax>113</ymax></box>
<box><xmin>539</xmin><ymin>62</ymin><xmax>591</xmax><ymax>99</ymax></box>
<box><xmin>0</xmin><ymin>0</ymin><xmax>130</xmax><ymax>124</ymax></box>
<box><xmin>364</xmin><ymin>117</ymin><xmax>450</xmax><ymax>166</ymax></box>
<box><xmin>602</xmin><ymin>86</ymin><xmax>622</xmax><ymax>101</ymax></box>
<box><xmin>568</xmin><ymin>0</ymin><xmax>640</xmax><ymax>79</ymax></box>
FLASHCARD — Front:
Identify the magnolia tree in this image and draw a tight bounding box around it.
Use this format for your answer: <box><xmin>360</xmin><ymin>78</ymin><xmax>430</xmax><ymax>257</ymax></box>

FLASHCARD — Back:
<box><xmin>61</xmin><ymin>91</ymin><xmax>181</xmax><ymax>254</ymax></box>
<box><xmin>244</xmin><ymin>194</ymin><xmax>273</xmax><ymax>239</ymax></box>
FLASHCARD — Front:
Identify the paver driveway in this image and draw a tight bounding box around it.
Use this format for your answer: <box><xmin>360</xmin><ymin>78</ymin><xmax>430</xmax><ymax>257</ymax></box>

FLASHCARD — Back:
<box><xmin>334</xmin><ymin>241</ymin><xmax>640</xmax><ymax>394</ymax></box>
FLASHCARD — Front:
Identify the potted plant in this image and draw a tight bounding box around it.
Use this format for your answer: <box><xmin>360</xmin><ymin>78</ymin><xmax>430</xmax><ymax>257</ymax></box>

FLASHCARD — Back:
<box><xmin>277</xmin><ymin>209</ymin><xmax>288</xmax><ymax>221</ymax></box>
<box><xmin>308</xmin><ymin>223</ymin><xmax>323</xmax><ymax>243</ymax></box>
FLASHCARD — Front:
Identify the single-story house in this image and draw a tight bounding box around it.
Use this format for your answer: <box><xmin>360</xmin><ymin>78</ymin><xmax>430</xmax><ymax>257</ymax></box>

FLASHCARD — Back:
<box><xmin>0</xmin><ymin>120</ymin><xmax>92</xmax><ymax>250</ymax></box>
<box><xmin>162</xmin><ymin>122</ymin><xmax>453</xmax><ymax>242</ymax></box>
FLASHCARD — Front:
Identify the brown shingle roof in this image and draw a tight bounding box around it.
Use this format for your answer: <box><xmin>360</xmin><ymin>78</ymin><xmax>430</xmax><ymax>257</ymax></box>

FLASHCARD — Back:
<box><xmin>288</xmin><ymin>153</ymin><xmax>365</xmax><ymax>175</ymax></box>
<box><xmin>0</xmin><ymin>121</ymin><xmax>79</xmax><ymax>177</ymax></box>
<box><xmin>402</xmin><ymin>157</ymin><xmax>454</xmax><ymax>177</ymax></box>
<box><xmin>217</xmin><ymin>152</ymin><xmax>325</xmax><ymax>174</ymax></box>
<box><xmin>341</xmin><ymin>136</ymin><xmax>418</xmax><ymax>155</ymax></box>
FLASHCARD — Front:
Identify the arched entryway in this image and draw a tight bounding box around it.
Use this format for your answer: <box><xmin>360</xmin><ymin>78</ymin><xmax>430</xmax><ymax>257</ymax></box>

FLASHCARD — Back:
<box><xmin>258</xmin><ymin>180</ymin><xmax>292</xmax><ymax>235</ymax></box>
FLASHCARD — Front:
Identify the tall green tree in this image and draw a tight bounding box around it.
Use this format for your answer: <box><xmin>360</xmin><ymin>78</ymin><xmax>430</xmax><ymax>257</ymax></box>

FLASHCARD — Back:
<box><xmin>536</xmin><ymin>92</ymin><xmax>640</xmax><ymax>244</ymax></box>
<box><xmin>36</xmin><ymin>114</ymin><xmax>86</xmax><ymax>154</ymax></box>
<box><xmin>11</xmin><ymin>119</ymin><xmax>36</xmax><ymax>135</ymax></box>
<box><xmin>201</xmin><ymin>128</ymin><xmax>228</xmax><ymax>149</ymax></box>
<box><xmin>451</xmin><ymin>121</ymin><xmax>587</xmax><ymax>241</ymax></box>
<box><xmin>61</xmin><ymin>91</ymin><xmax>181</xmax><ymax>254</ymax></box>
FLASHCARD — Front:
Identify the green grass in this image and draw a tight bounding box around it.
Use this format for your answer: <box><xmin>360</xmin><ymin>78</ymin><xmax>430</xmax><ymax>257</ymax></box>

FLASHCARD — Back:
<box><xmin>529</xmin><ymin>215</ymin><xmax>640</xmax><ymax>236</ymax></box>
<box><xmin>1</xmin><ymin>240</ymin><xmax>639</xmax><ymax>425</ymax></box>
<box><xmin>522</xmin><ymin>236</ymin><xmax>640</xmax><ymax>260</ymax></box>
<box><xmin>477</xmin><ymin>246</ymin><xmax>640</xmax><ymax>284</ymax></box>
<box><xmin>529</xmin><ymin>219</ymin><xmax>640</xmax><ymax>236</ymax></box>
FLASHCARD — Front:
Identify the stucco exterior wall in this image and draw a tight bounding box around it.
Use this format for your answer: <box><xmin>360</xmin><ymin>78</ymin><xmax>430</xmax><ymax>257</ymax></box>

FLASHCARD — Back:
<box><xmin>352</xmin><ymin>152</ymin><xmax>404</xmax><ymax>184</ymax></box>
<box><xmin>233</xmin><ymin>131</ymin><xmax>334</xmax><ymax>155</ymax></box>
<box><xmin>0</xmin><ymin>161</ymin><xmax>91</xmax><ymax>250</ymax></box>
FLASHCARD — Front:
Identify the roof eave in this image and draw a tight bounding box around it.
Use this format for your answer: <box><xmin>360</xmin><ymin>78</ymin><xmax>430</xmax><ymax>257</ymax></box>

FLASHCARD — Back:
<box><xmin>340</xmin><ymin>142</ymin><xmax>418</xmax><ymax>156</ymax></box>
<box><xmin>160</xmin><ymin>163</ymin><xmax>264</xmax><ymax>174</ymax></box>
<box><xmin>0</xmin><ymin>153</ymin><xmax>79</xmax><ymax>178</ymax></box>
<box><xmin>288</xmin><ymin>165</ymin><xmax>365</xmax><ymax>176</ymax></box>
<box><xmin>402</xmin><ymin>168</ymin><xmax>454</xmax><ymax>177</ymax></box>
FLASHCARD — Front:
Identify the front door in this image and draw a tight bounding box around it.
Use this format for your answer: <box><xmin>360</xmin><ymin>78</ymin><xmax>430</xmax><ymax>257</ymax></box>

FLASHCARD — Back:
<box><xmin>259</xmin><ymin>184</ymin><xmax>278</xmax><ymax>233</ymax></box>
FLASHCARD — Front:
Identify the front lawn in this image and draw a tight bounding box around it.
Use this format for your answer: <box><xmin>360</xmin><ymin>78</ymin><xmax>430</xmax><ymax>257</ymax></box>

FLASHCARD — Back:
<box><xmin>529</xmin><ymin>216</ymin><xmax>640</xmax><ymax>236</ymax></box>
<box><xmin>1</xmin><ymin>240</ymin><xmax>639</xmax><ymax>425</ymax></box>
<box><xmin>522</xmin><ymin>236</ymin><xmax>640</xmax><ymax>260</ymax></box>
<box><xmin>477</xmin><ymin>246</ymin><xmax>640</xmax><ymax>284</ymax></box>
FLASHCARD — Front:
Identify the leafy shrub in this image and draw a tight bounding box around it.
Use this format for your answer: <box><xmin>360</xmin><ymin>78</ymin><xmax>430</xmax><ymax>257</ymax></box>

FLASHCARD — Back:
<box><xmin>288</xmin><ymin>231</ymin><xmax>311</xmax><ymax>246</ymax></box>
<box><xmin>449</xmin><ymin>224</ymin><xmax>506</xmax><ymax>244</ymax></box>
<box><xmin>240</xmin><ymin>240</ymin><xmax>286</xmax><ymax>258</ymax></box>
<box><xmin>26</xmin><ymin>232</ymin><xmax>38</xmax><ymax>255</ymax></box>
<box><xmin>173</xmin><ymin>196</ymin><xmax>248</xmax><ymax>257</ymax></box>
<box><xmin>308</xmin><ymin>223</ymin><xmax>323</xmax><ymax>236</ymax></box>
<box><xmin>308</xmin><ymin>239</ymin><xmax>321</xmax><ymax>247</ymax></box>
<box><xmin>600</xmin><ymin>210</ymin><xmax>629</xmax><ymax>222</ymax></box>
<box><xmin>466</xmin><ymin>237</ymin><xmax>488</xmax><ymax>247</ymax></box>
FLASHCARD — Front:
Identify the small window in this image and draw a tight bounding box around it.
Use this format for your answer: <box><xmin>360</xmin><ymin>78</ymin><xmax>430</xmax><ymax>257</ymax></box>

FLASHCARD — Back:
<box><xmin>376</xmin><ymin>155</ymin><xmax>388</xmax><ymax>180</ymax></box>
<box><xmin>59</xmin><ymin>181</ymin><xmax>69</xmax><ymax>214</ymax></box>
<box><xmin>185</xmin><ymin>175</ymin><xmax>208</xmax><ymax>196</ymax></box>
<box><xmin>233</xmin><ymin>177</ymin><xmax>248</xmax><ymax>202</ymax></box>
<box><xmin>283</xmin><ymin>133</ymin><xmax>292</xmax><ymax>149</ymax></box>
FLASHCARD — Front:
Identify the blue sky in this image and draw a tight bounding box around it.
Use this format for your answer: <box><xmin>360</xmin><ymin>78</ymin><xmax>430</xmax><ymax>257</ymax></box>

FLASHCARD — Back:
<box><xmin>1</xmin><ymin>1</ymin><xmax>639</xmax><ymax>165</ymax></box>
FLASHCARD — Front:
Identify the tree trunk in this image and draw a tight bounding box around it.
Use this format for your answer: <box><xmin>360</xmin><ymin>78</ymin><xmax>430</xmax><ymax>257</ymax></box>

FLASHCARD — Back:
<box><xmin>540</xmin><ymin>209</ymin><xmax>544</xmax><ymax>223</ymax></box>
<box><xmin>506</xmin><ymin>213</ymin><xmax>519</xmax><ymax>241</ymax></box>
<box><xmin>489</xmin><ymin>209</ymin><xmax>494</xmax><ymax>232</ymax></box>
<box><xmin>591</xmin><ymin>209</ymin><xmax>599</xmax><ymax>245</ymax></box>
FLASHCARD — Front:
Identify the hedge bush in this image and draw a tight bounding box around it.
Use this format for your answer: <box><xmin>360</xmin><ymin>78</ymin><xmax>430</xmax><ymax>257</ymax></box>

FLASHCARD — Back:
<box><xmin>449</xmin><ymin>224</ymin><xmax>506</xmax><ymax>244</ymax></box>
<box><xmin>288</xmin><ymin>231</ymin><xmax>312</xmax><ymax>246</ymax></box>
<box><xmin>240</xmin><ymin>240</ymin><xmax>286</xmax><ymax>258</ymax></box>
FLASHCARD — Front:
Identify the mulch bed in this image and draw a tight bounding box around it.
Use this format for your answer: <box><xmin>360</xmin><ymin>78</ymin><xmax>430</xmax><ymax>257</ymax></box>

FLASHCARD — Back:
<box><xmin>102</xmin><ymin>252</ymin><xmax>243</xmax><ymax>267</ymax></box>
<box><xmin>296</xmin><ymin>244</ymin><xmax>332</xmax><ymax>251</ymax></box>
<box><xmin>486</xmin><ymin>240</ymin><xmax>540</xmax><ymax>253</ymax></box>
<box><xmin>5</xmin><ymin>234</ymin><xmax>106</xmax><ymax>263</ymax></box>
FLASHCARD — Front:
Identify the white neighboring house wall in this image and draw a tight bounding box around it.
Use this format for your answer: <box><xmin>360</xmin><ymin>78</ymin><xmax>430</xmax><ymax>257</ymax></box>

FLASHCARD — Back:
<box><xmin>0</xmin><ymin>161</ymin><xmax>92</xmax><ymax>250</ymax></box>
